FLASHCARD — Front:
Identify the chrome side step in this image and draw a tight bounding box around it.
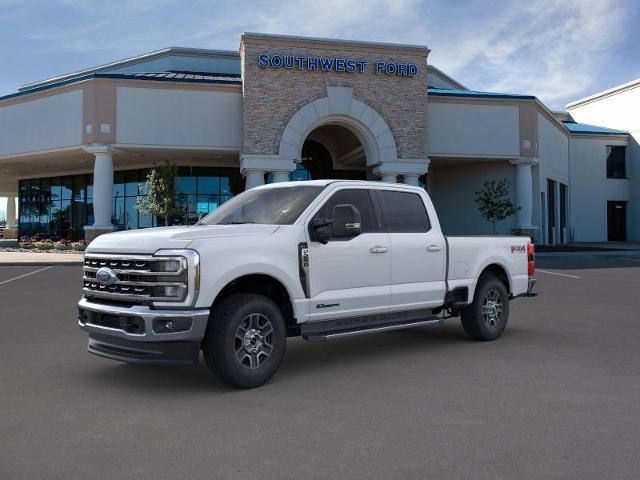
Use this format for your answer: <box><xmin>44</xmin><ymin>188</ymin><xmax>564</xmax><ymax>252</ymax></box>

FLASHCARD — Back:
<box><xmin>302</xmin><ymin>317</ymin><xmax>444</xmax><ymax>342</ymax></box>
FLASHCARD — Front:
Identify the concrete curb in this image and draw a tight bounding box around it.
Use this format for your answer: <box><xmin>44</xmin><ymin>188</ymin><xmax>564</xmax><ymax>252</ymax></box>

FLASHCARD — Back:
<box><xmin>0</xmin><ymin>262</ymin><xmax>83</xmax><ymax>266</ymax></box>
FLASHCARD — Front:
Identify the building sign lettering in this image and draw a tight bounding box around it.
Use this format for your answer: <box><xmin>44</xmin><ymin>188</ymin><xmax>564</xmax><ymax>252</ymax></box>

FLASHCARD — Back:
<box><xmin>257</xmin><ymin>54</ymin><xmax>418</xmax><ymax>77</ymax></box>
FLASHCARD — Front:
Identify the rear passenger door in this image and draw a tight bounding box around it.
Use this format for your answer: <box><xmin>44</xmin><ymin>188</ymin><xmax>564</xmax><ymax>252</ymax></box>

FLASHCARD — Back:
<box><xmin>376</xmin><ymin>189</ymin><xmax>447</xmax><ymax>311</ymax></box>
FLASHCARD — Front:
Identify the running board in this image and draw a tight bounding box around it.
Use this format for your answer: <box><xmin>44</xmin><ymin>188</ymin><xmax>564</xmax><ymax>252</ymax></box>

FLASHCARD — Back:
<box><xmin>302</xmin><ymin>317</ymin><xmax>443</xmax><ymax>342</ymax></box>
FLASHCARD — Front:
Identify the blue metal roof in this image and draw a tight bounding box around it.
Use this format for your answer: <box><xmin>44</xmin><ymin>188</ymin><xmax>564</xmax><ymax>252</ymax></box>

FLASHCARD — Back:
<box><xmin>562</xmin><ymin>121</ymin><xmax>628</xmax><ymax>135</ymax></box>
<box><xmin>428</xmin><ymin>87</ymin><xmax>535</xmax><ymax>100</ymax></box>
<box><xmin>118</xmin><ymin>71</ymin><xmax>241</xmax><ymax>82</ymax></box>
<box><xmin>0</xmin><ymin>71</ymin><xmax>242</xmax><ymax>102</ymax></box>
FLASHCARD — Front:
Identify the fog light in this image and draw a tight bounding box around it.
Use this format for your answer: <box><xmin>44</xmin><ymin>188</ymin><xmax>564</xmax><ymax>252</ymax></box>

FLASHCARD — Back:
<box><xmin>153</xmin><ymin>317</ymin><xmax>192</xmax><ymax>333</ymax></box>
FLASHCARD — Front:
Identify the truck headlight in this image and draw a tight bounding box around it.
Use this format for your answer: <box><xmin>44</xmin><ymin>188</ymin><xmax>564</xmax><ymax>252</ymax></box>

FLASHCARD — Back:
<box><xmin>151</xmin><ymin>249</ymin><xmax>200</xmax><ymax>308</ymax></box>
<box><xmin>155</xmin><ymin>258</ymin><xmax>184</xmax><ymax>273</ymax></box>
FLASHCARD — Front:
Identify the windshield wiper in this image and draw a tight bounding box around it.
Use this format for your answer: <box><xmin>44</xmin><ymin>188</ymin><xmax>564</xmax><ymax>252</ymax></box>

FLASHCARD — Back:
<box><xmin>230</xmin><ymin>220</ymin><xmax>256</xmax><ymax>224</ymax></box>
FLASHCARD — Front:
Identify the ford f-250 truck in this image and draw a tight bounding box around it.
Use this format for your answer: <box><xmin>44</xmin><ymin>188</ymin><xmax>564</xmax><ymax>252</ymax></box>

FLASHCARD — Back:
<box><xmin>78</xmin><ymin>180</ymin><xmax>536</xmax><ymax>388</ymax></box>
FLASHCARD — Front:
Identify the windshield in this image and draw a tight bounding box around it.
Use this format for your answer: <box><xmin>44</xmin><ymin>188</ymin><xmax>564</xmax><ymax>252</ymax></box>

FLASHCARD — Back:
<box><xmin>200</xmin><ymin>185</ymin><xmax>325</xmax><ymax>225</ymax></box>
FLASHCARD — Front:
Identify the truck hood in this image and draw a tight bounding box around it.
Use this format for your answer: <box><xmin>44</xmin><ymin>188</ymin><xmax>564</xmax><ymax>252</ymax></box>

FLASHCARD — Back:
<box><xmin>86</xmin><ymin>224</ymin><xmax>280</xmax><ymax>254</ymax></box>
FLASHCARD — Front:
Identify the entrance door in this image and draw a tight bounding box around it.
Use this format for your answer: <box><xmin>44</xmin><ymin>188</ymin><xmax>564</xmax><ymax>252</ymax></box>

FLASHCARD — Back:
<box><xmin>607</xmin><ymin>201</ymin><xmax>627</xmax><ymax>241</ymax></box>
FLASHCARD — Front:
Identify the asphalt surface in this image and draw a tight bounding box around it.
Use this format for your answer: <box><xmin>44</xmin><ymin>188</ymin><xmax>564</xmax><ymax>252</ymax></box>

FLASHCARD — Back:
<box><xmin>1</xmin><ymin>258</ymin><xmax>639</xmax><ymax>479</ymax></box>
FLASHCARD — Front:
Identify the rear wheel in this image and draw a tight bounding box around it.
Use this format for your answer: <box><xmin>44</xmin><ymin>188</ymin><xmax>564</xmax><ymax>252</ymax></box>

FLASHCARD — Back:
<box><xmin>461</xmin><ymin>275</ymin><xmax>510</xmax><ymax>341</ymax></box>
<box><xmin>203</xmin><ymin>293</ymin><xmax>287</xmax><ymax>388</ymax></box>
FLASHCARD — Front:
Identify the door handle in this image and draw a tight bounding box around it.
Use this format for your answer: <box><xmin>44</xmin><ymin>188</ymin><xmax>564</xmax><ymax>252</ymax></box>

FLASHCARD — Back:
<box><xmin>427</xmin><ymin>245</ymin><xmax>443</xmax><ymax>252</ymax></box>
<box><xmin>370</xmin><ymin>246</ymin><xmax>388</xmax><ymax>254</ymax></box>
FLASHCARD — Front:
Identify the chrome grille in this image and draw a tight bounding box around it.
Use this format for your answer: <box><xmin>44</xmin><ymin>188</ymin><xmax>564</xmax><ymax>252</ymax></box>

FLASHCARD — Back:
<box><xmin>83</xmin><ymin>254</ymin><xmax>188</xmax><ymax>304</ymax></box>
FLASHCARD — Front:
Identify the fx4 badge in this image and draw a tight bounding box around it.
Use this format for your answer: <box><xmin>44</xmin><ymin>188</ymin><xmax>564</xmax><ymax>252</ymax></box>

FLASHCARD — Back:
<box><xmin>510</xmin><ymin>245</ymin><xmax>525</xmax><ymax>253</ymax></box>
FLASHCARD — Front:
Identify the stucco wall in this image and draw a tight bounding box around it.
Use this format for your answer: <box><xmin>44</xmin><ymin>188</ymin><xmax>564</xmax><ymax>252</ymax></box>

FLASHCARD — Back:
<box><xmin>427</xmin><ymin>102</ymin><xmax>520</xmax><ymax>157</ymax></box>
<box><xmin>116</xmin><ymin>87</ymin><xmax>242</xmax><ymax>148</ymax></box>
<box><xmin>430</xmin><ymin>161</ymin><xmax>517</xmax><ymax>236</ymax></box>
<box><xmin>0</xmin><ymin>178</ymin><xmax>18</xmax><ymax>196</ymax></box>
<box><xmin>567</xmin><ymin>86</ymin><xmax>639</xmax><ymax>241</ymax></box>
<box><xmin>536</xmin><ymin>112</ymin><xmax>569</xmax><ymax>242</ymax></box>
<box><xmin>568</xmin><ymin>136</ymin><xmax>630</xmax><ymax>242</ymax></box>
<box><xmin>0</xmin><ymin>90</ymin><xmax>83</xmax><ymax>156</ymax></box>
<box><xmin>241</xmin><ymin>37</ymin><xmax>428</xmax><ymax>159</ymax></box>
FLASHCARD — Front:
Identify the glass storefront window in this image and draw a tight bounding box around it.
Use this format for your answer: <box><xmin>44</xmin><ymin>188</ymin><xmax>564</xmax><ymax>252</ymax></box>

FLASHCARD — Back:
<box><xmin>176</xmin><ymin>176</ymin><xmax>197</xmax><ymax>195</ymax></box>
<box><xmin>62</xmin><ymin>177</ymin><xmax>73</xmax><ymax>200</ymax></box>
<box><xmin>18</xmin><ymin>166</ymin><xmax>242</xmax><ymax>240</ymax></box>
<box><xmin>124</xmin><ymin>197</ymin><xmax>139</xmax><ymax>230</ymax></box>
<box><xmin>113</xmin><ymin>171</ymin><xmax>126</xmax><ymax>198</ymax></box>
<box><xmin>125</xmin><ymin>171</ymin><xmax>140</xmax><ymax>197</ymax></box>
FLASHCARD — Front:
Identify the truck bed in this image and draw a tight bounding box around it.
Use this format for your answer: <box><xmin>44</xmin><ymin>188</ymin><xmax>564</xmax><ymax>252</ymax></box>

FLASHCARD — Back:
<box><xmin>445</xmin><ymin>236</ymin><xmax>531</xmax><ymax>300</ymax></box>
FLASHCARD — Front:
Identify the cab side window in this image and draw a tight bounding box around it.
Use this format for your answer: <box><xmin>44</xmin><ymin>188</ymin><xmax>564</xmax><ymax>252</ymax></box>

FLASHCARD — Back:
<box><xmin>315</xmin><ymin>189</ymin><xmax>381</xmax><ymax>233</ymax></box>
<box><xmin>377</xmin><ymin>190</ymin><xmax>431</xmax><ymax>233</ymax></box>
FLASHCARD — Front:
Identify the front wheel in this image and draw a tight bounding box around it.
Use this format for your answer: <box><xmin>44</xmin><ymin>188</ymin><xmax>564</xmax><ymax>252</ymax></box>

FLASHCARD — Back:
<box><xmin>461</xmin><ymin>275</ymin><xmax>510</xmax><ymax>341</ymax></box>
<box><xmin>203</xmin><ymin>293</ymin><xmax>287</xmax><ymax>388</ymax></box>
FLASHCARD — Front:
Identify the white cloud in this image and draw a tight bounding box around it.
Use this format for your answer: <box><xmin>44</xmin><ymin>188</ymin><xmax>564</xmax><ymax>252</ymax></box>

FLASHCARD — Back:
<box><xmin>5</xmin><ymin>0</ymin><xmax>635</xmax><ymax>109</ymax></box>
<box><xmin>424</xmin><ymin>0</ymin><xmax>631</xmax><ymax>107</ymax></box>
<box><xmin>185</xmin><ymin>0</ymin><xmax>632</xmax><ymax>107</ymax></box>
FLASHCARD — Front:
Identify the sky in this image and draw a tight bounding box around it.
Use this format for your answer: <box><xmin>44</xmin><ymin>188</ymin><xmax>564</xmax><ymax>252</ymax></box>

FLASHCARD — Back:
<box><xmin>0</xmin><ymin>0</ymin><xmax>639</xmax><ymax>217</ymax></box>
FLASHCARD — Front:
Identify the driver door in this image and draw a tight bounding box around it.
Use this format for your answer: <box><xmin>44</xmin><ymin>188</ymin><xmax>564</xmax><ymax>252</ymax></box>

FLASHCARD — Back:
<box><xmin>305</xmin><ymin>188</ymin><xmax>391</xmax><ymax>322</ymax></box>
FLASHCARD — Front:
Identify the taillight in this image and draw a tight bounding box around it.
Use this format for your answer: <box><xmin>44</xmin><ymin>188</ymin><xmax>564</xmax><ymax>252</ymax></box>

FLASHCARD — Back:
<box><xmin>527</xmin><ymin>243</ymin><xmax>535</xmax><ymax>277</ymax></box>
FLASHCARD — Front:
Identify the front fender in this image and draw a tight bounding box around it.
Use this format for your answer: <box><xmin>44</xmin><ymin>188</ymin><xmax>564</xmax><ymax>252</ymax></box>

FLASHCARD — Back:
<box><xmin>194</xmin><ymin>249</ymin><xmax>305</xmax><ymax>311</ymax></box>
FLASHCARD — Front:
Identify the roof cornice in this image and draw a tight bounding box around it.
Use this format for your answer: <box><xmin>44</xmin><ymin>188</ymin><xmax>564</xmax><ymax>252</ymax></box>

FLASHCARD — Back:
<box><xmin>1</xmin><ymin>73</ymin><xmax>241</xmax><ymax>105</ymax></box>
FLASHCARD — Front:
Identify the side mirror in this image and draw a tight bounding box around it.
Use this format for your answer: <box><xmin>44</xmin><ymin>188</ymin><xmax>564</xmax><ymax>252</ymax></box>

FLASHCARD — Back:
<box><xmin>311</xmin><ymin>217</ymin><xmax>333</xmax><ymax>244</ymax></box>
<box><xmin>331</xmin><ymin>204</ymin><xmax>361</xmax><ymax>238</ymax></box>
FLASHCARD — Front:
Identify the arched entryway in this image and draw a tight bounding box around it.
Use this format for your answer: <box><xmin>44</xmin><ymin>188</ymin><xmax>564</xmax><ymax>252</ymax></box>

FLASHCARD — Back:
<box><xmin>299</xmin><ymin>124</ymin><xmax>368</xmax><ymax>181</ymax></box>
<box><xmin>241</xmin><ymin>86</ymin><xmax>428</xmax><ymax>189</ymax></box>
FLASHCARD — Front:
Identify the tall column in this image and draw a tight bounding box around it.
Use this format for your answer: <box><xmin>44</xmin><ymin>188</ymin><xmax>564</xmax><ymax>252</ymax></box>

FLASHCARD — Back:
<box><xmin>244</xmin><ymin>170</ymin><xmax>265</xmax><ymax>190</ymax></box>
<box><xmin>509</xmin><ymin>158</ymin><xmax>538</xmax><ymax>237</ymax></box>
<box><xmin>6</xmin><ymin>195</ymin><xmax>16</xmax><ymax>229</ymax></box>
<box><xmin>271</xmin><ymin>171</ymin><xmax>290</xmax><ymax>183</ymax></box>
<box><xmin>403</xmin><ymin>174</ymin><xmax>420</xmax><ymax>187</ymax></box>
<box><xmin>84</xmin><ymin>145</ymin><xmax>117</xmax><ymax>241</ymax></box>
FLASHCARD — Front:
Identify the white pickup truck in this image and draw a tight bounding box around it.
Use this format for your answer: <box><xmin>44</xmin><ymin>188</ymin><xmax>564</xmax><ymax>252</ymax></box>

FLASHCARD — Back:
<box><xmin>78</xmin><ymin>180</ymin><xmax>536</xmax><ymax>388</ymax></box>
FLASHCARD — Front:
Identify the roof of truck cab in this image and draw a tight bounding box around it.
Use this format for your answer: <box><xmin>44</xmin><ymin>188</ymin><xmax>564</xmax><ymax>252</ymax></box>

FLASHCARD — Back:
<box><xmin>257</xmin><ymin>179</ymin><xmax>425</xmax><ymax>191</ymax></box>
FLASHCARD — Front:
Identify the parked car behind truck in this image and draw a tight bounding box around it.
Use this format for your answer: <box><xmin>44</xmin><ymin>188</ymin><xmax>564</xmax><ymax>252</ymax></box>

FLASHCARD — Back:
<box><xmin>78</xmin><ymin>180</ymin><xmax>536</xmax><ymax>388</ymax></box>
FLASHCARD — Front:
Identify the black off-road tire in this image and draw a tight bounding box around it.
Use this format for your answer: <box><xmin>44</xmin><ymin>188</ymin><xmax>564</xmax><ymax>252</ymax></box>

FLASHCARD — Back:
<box><xmin>461</xmin><ymin>274</ymin><xmax>510</xmax><ymax>341</ymax></box>
<box><xmin>203</xmin><ymin>293</ymin><xmax>287</xmax><ymax>388</ymax></box>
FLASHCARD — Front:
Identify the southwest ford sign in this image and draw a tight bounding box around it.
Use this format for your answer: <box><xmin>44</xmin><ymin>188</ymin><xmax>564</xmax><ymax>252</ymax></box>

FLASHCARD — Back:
<box><xmin>257</xmin><ymin>54</ymin><xmax>418</xmax><ymax>77</ymax></box>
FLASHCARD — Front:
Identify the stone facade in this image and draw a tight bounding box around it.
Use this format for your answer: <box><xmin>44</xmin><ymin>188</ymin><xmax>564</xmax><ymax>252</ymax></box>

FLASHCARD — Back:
<box><xmin>240</xmin><ymin>34</ymin><xmax>429</xmax><ymax>161</ymax></box>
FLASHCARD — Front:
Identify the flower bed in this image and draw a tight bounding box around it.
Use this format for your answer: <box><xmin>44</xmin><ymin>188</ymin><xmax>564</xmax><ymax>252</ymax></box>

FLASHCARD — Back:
<box><xmin>2</xmin><ymin>237</ymin><xmax>89</xmax><ymax>254</ymax></box>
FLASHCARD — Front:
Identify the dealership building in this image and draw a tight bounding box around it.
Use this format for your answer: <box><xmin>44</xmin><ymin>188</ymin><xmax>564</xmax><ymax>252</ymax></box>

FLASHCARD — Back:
<box><xmin>0</xmin><ymin>33</ymin><xmax>636</xmax><ymax>243</ymax></box>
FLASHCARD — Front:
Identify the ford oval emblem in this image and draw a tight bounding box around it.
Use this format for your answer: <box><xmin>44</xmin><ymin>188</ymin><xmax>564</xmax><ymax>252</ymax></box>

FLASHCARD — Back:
<box><xmin>95</xmin><ymin>267</ymin><xmax>118</xmax><ymax>286</ymax></box>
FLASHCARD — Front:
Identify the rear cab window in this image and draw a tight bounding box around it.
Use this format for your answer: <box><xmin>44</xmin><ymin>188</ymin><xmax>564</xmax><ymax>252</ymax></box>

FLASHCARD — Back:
<box><xmin>376</xmin><ymin>190</ymin><xmax>431</xmax><ymax>233</ymax></box>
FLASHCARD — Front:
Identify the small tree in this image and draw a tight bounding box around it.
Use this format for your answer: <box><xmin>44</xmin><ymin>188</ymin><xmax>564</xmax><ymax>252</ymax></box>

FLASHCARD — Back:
<box><xmin>135</xmin><ymin>161</ymin><xmax>178</xmax><ymax>226</ymax></box>
<box><xmin>474</xmin><ymin>179</ymin><xmax>520</xmax><ymax>234</ymax></box>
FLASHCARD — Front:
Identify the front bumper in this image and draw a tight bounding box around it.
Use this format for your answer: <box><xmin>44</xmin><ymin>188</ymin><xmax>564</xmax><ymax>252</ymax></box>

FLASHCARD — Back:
<box><xmin>78</xmin><ymin>297</ymin><xmax>210</xmax><ymax>365</ymax></box>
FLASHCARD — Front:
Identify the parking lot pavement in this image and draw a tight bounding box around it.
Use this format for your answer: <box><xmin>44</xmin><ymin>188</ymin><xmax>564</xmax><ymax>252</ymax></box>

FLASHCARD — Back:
<box><xmin>1</xmin><ymin>258</ymin><xmax>639</xmax><ymax>480</ymax></box>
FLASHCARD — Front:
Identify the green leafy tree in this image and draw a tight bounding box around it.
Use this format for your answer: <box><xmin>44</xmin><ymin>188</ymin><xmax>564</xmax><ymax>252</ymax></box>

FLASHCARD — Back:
<box><xmin>474</xmin><ymin>179</ymin><xmax>520</xmax><ymax>234</ymax></box>
<box><xmin>135</xmin><ymin>161</ymin><xmax>178</xmax><ymax>226</ymax></box>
